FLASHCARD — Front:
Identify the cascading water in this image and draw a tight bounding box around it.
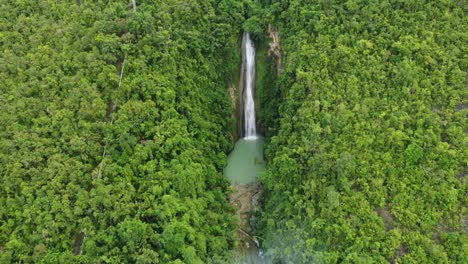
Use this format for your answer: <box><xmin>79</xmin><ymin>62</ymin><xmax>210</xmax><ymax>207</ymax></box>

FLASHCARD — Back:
<box><xmin>243</xmin><ymin>33</ymin><xmax>257</xmax><ymax>139</ymax></box>
<box><xmin>225</xmin><ymin>32</ymin><xmax>264</xmax><ymax>184</ymax></box>
<box><xmin>225</xmin><ymin>32</ymin><xmax>266</xmax><ymax>263</ymax></box>
<box><xmin>224</xmin><ymin>33</ymin><xmax>265</xmax><ymax>184</ymax></box>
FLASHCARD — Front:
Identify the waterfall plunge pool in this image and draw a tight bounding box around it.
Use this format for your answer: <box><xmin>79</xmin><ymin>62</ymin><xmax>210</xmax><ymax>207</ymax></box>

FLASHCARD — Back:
<box><xmin>224</xmin><ymin>32</ymin><xmax>265</xmax><ymax>184</ymax></box>
<box><xmin>225</xmin><ymin>32</ymin><xmax>267</xmax><ymax>263</ymax></box>
<box><xmin>224</xmin><ymin>136</ymin><xmax>265</xmax><ymax>184</ymax></box>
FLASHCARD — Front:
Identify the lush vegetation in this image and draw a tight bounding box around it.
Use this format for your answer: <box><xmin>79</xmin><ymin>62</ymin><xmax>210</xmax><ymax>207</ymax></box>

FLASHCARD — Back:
<box><xmin>0</xmin><ymin>1</ymin><xmax>247</xmax><ymax>262</ymax></box>
<box><xmin>1</xmin><ymin>0</ymin><xmax>466</xmax><ymax>263</ymax></box>
<box><xmin>257</xmin><ymin>0</ymin><xmax>467</xmax><ymax>263</ymax></box>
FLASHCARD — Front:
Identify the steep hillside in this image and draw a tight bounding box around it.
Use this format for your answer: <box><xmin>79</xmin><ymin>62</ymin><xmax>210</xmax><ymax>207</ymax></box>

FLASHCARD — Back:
<box><xmin>0</xmin><ymin>1</ymin><xmax>245</xmax><ymax>262</ymax></box>
<box><xmin>258</xmin><ymin>1</ymin><xmax>467</xmax><ymax>263</ymax></box>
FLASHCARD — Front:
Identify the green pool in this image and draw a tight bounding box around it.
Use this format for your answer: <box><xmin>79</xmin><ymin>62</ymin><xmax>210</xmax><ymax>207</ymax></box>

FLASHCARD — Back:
<box><xmin>224</xmin><ymin>136</ymin><xmax>265</xmax><ymax>184</ymax></box>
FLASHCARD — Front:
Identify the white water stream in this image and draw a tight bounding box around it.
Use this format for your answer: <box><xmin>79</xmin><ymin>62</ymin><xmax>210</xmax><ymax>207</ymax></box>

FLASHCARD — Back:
<box><xmin>243</xmin><ymin>32</ymin><xmax>257</xmax><ymax>139</ymax></box>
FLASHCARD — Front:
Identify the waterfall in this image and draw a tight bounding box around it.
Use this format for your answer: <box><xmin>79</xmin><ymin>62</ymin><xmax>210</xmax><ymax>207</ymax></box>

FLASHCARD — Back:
<box><xmin>243</xmin><ymin>32</ymin><xmax>257</xmax><ymax>139</ymax></box>
<box><xmin>225</xmin><ymin>33</ymin><xmax>265</xmax><ymax>262</ymax></box>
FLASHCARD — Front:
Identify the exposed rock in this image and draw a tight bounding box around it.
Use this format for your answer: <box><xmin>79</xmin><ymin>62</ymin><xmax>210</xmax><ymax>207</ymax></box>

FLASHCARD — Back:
<box><xmin>268</xmin><ymin>24</ymin><xmax>281</xmax><ymax>74</ymax></box>
<box><xmin>457</xmin><ymin>102</ymin><xmax>467</xmax><ymax>110</ymax></box>
<box><xmin>230</xmin><ymin>182</ymin><xmax>262</xmax><ymax>233</ymax></box>
<box><xmin>230</xmin><ymin>182</ymin><xmax>266</xmax><ymax>263</ymax></box>
<box><xmin>73</xmin><ymin>231</ymin><xmax>85</xmax><ymax>255</ymax></box>
<box><xmin>228</xmin><ymin>83</ymin><xmax>237</xmax><ymax>113</ymax></box>
<box><xmin>376</xmin><ymin>206</ymin><xmax>395</xmax><ymax>231</ymax></box>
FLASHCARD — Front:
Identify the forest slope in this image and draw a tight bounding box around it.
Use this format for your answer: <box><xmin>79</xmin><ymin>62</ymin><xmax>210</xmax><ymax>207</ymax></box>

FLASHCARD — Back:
<box><xmin>258</xmin><ymin>1</ymin><xmax>467</xmax><ymax>263</ymax></box>
<box><xmin>0</xmin><ymin>1</ymin><xmax>245</xmax><ymax>263</ymax></box>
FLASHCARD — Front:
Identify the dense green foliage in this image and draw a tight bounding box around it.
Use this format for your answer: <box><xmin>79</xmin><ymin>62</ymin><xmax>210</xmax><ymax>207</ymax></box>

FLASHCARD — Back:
<box><xmin>0</xmin><ymin>1</ymin><xmax>246</xmax><ymax>262</ymax></box>
<box><xmin>1</xmin><ymin>0</ymin><xmax>466</xmax><ymax>263</ymax></box>
<box><xmin>258</xmin><ymin>0</ymin><xmax>467</xmax><ymax>263</ymax></box>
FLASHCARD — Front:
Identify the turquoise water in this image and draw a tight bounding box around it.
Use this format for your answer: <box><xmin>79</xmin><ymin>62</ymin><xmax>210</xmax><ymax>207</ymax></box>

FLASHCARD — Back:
<box><xmin>224</xmin><ymin>136</ymin><xmax>265</xmax><ymax>184</ymax></box>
